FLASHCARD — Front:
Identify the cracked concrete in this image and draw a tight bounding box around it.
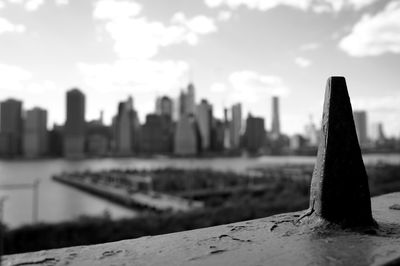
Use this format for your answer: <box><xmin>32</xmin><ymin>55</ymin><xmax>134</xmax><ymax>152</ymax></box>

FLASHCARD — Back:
<box><xmin>4</xmin><ymin>192</ymin><xmax>400</xmax><ymax>266</ymax></box>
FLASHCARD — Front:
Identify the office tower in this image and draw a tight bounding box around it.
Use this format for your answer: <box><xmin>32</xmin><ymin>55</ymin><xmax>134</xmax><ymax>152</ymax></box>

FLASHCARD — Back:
<box><xmin>48</xmin><ymin>124</ymin><xmax>63</xmax><ymax>157</ymax></box>
<box><xmin>370</xmin><ymin>123</ymin><xmax>386</xmax><ymax>143</ymax></box>
<box><xmin>0</xmin><ymin>99</ymin><xmax>23</xmax><ymax>157</ymax></box>
<box><xmin>64</xmin><ymin>88</ymin><xmax>85</xmax><ymax>158</ymax></box>
<box><xmin>174</xmin><ymin>115</ymin><xmax>197</xmax><ymax>155</ymax></box>
<box><xmin>211</xmin><ymin>118</ymin><xmax>225</xmax><ymax>152</ymax></box>
<box><xmin>23</xmin><ymin>107</ymin><xmax>48</xmax><ymax>158</ymax></box>
<box><xmin>155</xmin><ymin>96</ymin><xmax>162</xmax><ymax>115</ymax></box>
<box><xmin>353</xmin><ymin>111</ymin><xmax>368</xmax><ymax>147</ymax></box>
<box><xmin>271</xmin><ymin>96</ymin><xmax>281</xmax><ymax>139</ymax></box>
<box><xmin>160</xmin><ymin>96</ymin><xmax>173</xmax><ymax>119</ymax></box>
<box><xmin>244</xmin><ymin>114</ymin><xmax>265</xmax><ymax>153</ymax></box>
<box><xmin>304</xmin><ymin>116</ymin><xmax>319</xmax><ymax>146</ymax></box>
<box><xmin>115</xmin><ymin>96</ymin><xmax>140</xmax><ymax>155</ymax></box>
<box><xmin>230</xmin><ymin>103</ymin><xmax>242</xmax><ymax>149</ymax></box>
<box><xmin>86</xmin><ymin>119</ymin><xmax>111</xmax><ymax>157</ymax></box>
<box><xmin>186</xmin><ymin>83</ymin><xmax>196</xmax><ymax>115</ymax></box>
<box><xmin>196</xmin><ymin>99</ymin><xmax>212</xmax><ymax>151</ymax></box>
<box><xmin>179</xmin><ymin>90</ymin><xmax>187</xmax><ymax>116</ymax></box>
<box><xmin>223</xmin><ymin>108</ymin><xmax>231</xmax><ymax>149</ymax></box>
<box><xmin>141</xmin><ymin>114</ymin><xmax>172</xmax><ymax>154</ymax></box>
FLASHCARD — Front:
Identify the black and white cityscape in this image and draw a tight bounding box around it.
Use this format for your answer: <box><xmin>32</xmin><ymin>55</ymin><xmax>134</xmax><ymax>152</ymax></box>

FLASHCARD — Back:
<box><xmin>2</xmin><ymin>0</ymin><xmax>400</xmax><ymax>263</ymax></box>
<box><xmin>0</xmin><ymin>83</ymin><xmax>398</xmax><ymax>159</ymax></box>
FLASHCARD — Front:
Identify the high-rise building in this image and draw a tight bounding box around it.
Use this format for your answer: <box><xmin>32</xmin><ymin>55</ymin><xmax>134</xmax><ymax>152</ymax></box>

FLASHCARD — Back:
<box><xmin>23</xmin><ymin>107</ymin><xmax>48</xmax><ymax>158</ymax></box>
<box><xmin>230</xmin><ymin>103</ymin><xmax>242</xmax><ymax>149</ymax></box>
<box><xmin>244</xmin><ymin>114</ymin><xmax>265</xmax><ymax>153</ymax></box>
<box><xmin>353</xmin><ymin>111</ymin><xmax>368</xmax><ymax>147</ymax></box>
<box><xmin>186</xmin><ymin>83</ymin><xmax>196</xmax><ymax>115</ymax></box>
<box><xmin>48</xmin><ymin>124</ymin><xmax>63</xmax><ymax>157</ymax></box>
<box><xmin>211</xmin><ymin>118</ymin><xmax>225</xmax><ymax>152</ymax></box>
<box><xmin>64</xmin><ymin>88</ymin><xmax>85</xmax><ymax>158</ymax></box>
<box><xmin>271</xmin><ymin>96</ymin><xmax>280</xmax><ymax>139</ymax></box>
<box><xmin>370</xmin><ymin>122</ymin><xmax>386</xmax><ymax>142</ymax></box>
<box><xmin>223</xmin><ymin>108</ymin><xmax>231</xmax><ymax>149</ymax></box>
<box><xmin>174</xmin><ymin>115</ymin><xmax>197</xmax><ymax>155</ymax></box>
<box><xmin>86</xmin><ymin>118</ymin><xmax>111</xmax><ymax>157</ymax></box>
<box><xmin>196</xmin><ymin>99</ymin><xmax>212</xmax><ymax>151</ymax></box>
<box><xmin>0</xmin><ymin>99</ymin><xmax>23</xmax><ymax>157</ymax></box>
<box><xmin>141</xmin><ymin>114</ymin><xmax>172</xmax><ymax>154</ymax></box>
<box><xmin>304</xmin><ymin>116</ymin><xmax>319</xmax><ymax>147</ymax></box>
<box><xmin>115</xmin><ymin>97</ymin><xmax>140</xmax><ymax>155</ymax></box>
<box><xmin>155</xmin><ymin>96</ymin><xmax>162</xmax><ymax>115</ymax></box>
<box><xmin>179</xmin><ymin>90</ymin><xmax>187</xmax><ymax>117</ymax></box>
<box><xmin>160</xmin><ymin>96</ymin><xmax>173</xmax><ymax>118</ymax></box>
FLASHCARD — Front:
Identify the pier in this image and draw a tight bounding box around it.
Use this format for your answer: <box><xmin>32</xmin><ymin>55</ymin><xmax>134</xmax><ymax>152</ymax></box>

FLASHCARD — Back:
<box><xmin>53</xmin><ymin>173</ymin><xmax>203</xmax><ymax>213</ymax></box>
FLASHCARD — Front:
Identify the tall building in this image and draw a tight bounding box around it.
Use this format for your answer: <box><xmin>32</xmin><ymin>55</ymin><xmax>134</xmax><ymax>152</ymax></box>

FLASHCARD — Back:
<box><xmin>86</xmin><ymin>118</ymin><xmax>111</xmax><ymax>157</ymax></box>
<box><xmin>155</xmin><ymin>96</ymin><xmax>162</xmax><ymax>115</ymax></box>
<box><xmin>64</xmin><ymin>88</ymin><xmax>85</xmax><ymax>158</ymax></box>
<box><xmin>223</xmin><ymin>108</ymin><xmax>231</xmax><ymax>149</ymax></box>
<box><xmin>186</xmin><ymin>83</ymin><xmax>196</xmax><ymax>115</ymax></box>
<box><xmin>304</xmin><ymin>116</ymin><xmax>319</xmax><ymax>147</ymax></box>
<box><xmin>370</xmin><ymin>122</ymin><xmax>386</xmax><ymax>142</ymax></box>
<box><xmin>211</xmin><ymin>118</ymin><xmax>225</xmax><ymax>152</ymax></box>
<box><xmin>179</xmin><ymin>90</ymin><xmax>187</xmax><ymax>117</ymax></box>
<box><xmin>115</xmin><ymin>97</ymin><xmax>140</xmax><ymax>155</ymax></box>
<box><xmin>230</xmin><ymin>103</ymin><xmax>242</xmax><ymax>149</ymax></box>
<box><xmin>0</xmin><ymin>99</ymin><xmax>23</xmax><ymax>157</ymax></box>
<box><xmin>23</xmin><ymin>107</ymin><xmax>48</xmax><ymax>158</ymax></box>
<box><xmin>160</xmin><ymin>96</ymin><xmax>173</xmax><ymax>118</ymax></box>
<box><xmin>271</xmin><ymin>96</ymin><xmax>281</xmax><ymax>139</ymax></box>
<box><xmin>353</xmin><ymin>111</ymin><xmax>368</xmax><ymax>147</ymax></box>
<box><xmin>141</xmin><ymin>114</ymin><xmax>172</xmax><ymax>154</ymax></box>
<box><xmin>244</xmin><ymin>114</ymin><xmax>265</xmax><ymax>153</ymax></box>
<box><xmin>196</xmin><ymin>99</ymin><xmax>212</xmax><ymax>151</ymax></box>
<box><xmin>174</xmin><ymin>115</ymin><xmax>197</xmax><ymax>155</ymax></box>
<box><xmin>48</xmin><ymin>124</ymin><xmax>63</xmax><ymax>157</ymax></box>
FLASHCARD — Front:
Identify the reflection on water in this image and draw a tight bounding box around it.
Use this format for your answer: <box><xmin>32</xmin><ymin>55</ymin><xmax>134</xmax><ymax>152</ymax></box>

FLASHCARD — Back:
<box><xmin>0</xmin><ymin>154</ymin><xmax>399</xmax><ymax>228</ymax></box>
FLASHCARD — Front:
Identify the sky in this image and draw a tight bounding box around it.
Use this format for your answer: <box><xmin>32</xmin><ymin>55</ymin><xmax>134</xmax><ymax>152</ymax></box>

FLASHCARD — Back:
<box><xmin>0</xmin><ymin>0</ymin><xmax>400</xmax><ymax>137</ymax></box>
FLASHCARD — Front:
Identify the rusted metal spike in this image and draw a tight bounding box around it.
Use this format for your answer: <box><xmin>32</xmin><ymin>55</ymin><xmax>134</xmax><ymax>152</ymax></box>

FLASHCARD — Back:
<box><xmin>309</xmin><ymin>76</ymin><xmax>376</xmax><ymax>227</ymax></box>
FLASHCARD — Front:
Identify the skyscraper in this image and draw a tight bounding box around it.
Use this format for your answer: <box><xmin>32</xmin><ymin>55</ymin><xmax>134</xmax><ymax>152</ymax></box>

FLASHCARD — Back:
<box><xmin>64</xmin><ymin>88</ymin><xmax>86</xmax><ymax>158</ymax></box>
<box><xmin>23</xmin><ymin>107</ymin><xmax>48</xmax><ymax>158</ymax></box>
<box><xmin>353</xmin><ymin>111</ymin><xmax>368</xmax><ymax>147</ymax></box>
<box><xmin>244</xmin><ymin>114</ymin><xmax>265</xmax><ymax>153</ymax></box>
<box><xmin>230</xmin><ymin>103</ymin><xmax>242</xmax><ymax>149</ymax></box>
<box><xmin>160</xmin><ymin>96</ymin><xmax>173</xmax><ymax>118</ymax></box>
<box><xmin>196</xmin><ymin>99</ymin><xmax>212</xmax><ymax>151</ymax></box>
<box><xmin>115</xmin><ymin>97</ymin><xmax>140</xmax><ymax>155</ymax></box>
<box><xmin>141</xmin><ymin>114</ymin><xmax>172</xmax><ymax>154</ymax></box>
<box><xmin>0</xmin><ymin>98</ymin><xmax>23</xmax><ymax>157</ymax></box>
<box><xmin>223</xmin><ymin>108</ymin><xmax>231</xmax><ymax>149</ymax></box>
<box><xmin>271</xmin><ymin>96</ymin><xmax>281</xmax><ymax>139</ymax></box>
<box><xmin>186</xmin><ymin>83</ymin><xmax>196</xmax><ymax>115</ymax></box>
<box><xmin>174</xmin><ymin>115</ymin><xmax>197</xmax><ymax>155</ymax></box>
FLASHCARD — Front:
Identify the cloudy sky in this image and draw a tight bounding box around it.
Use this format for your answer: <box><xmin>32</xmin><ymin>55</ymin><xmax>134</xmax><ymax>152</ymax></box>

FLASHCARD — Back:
<box><xmin>0</xmin><ymin>0</ymin><xmax>400</xmax><ymax>136</ymax></box>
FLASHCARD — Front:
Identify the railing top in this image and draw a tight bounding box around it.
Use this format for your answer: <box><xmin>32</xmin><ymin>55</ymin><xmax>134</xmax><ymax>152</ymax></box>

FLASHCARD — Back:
<box><xmin>4</xmin><ymin>192</ymin><xmax>400</xmax><ymax>266</ymax></box>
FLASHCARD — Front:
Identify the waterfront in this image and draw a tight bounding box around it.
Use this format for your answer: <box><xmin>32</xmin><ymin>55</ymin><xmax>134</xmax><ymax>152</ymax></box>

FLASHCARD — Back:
<box><xmin>1</xmin><ymin>154</ymin><xmax>399</xmax><ymax>228</ymax></box>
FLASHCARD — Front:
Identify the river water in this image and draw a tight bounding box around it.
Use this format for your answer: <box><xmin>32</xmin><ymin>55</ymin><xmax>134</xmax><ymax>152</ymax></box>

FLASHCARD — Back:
<box><xmin>1</xmin><ymin>154</ymin><xmax>399</xmax><ymax>228</ymax></box>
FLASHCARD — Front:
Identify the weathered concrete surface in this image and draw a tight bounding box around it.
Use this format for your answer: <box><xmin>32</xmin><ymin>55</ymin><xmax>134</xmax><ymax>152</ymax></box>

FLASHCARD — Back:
<box><xmin>4</xmin><ymin>192</ymin><xmax>400</xmax><ymax>266</ymax></box>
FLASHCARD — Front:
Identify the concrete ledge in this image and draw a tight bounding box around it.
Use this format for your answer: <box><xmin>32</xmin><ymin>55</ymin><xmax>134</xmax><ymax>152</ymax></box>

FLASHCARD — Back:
<box><xmin>5</xmin><ymin>192</ymin><xmax>400</xmax><ymax>266</ymax></box>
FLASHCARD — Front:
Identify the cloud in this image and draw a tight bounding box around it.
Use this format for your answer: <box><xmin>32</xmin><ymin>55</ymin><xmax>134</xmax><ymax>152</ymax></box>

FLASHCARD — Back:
<box><xmin>208</xmin><ymin>70</ymin><xmax>289</xmax><ymax>119</ymax></box>
<box><xmin>93</xmin><ymin>0</ymin><xmax>142</xmax><ymax>20</ymax></box>
<box><xmin>217</xmin><ymin>10</ymin><xmax>232</xmax><ymax>21</ymax></box>
<box><xmin>77</xmin><ymin>59</ymin><xmax>189</xmax><ymax>93</ymax></box>
<box><xmin>204</xmin><ymin>0</ymin><xmax>378</xmax><ymax>13</ymax></box>
<box><xmin>93</xmin><ymin>0</ymin><xmax>217</xmax><ymax>59</ymax></box>
<box><xmin>0</xmin><ymin>63</ymin><xmax>32</xmax><ymax>89</ymax></box>
<box><xmin>299</xmin><ymin>42</ymin><xmax>320</xmax><ymax>51</ymax></box>
<box><xmin>339</xmin><ymin>1</ymin><xmax>400</xmax><ymax>57</ymax></box>
<box><xmin>25</xmin><ymin>0</ymin><xmax>44</xmax><ymax>11</ymax></box>
<box><xmin>294</xmin><ymin>57</ymin><xmax>312</xmax><ymax>67</ymax></box>
<box><xmin>0</xmin><ymin>17</ymin><xmax>25</xmax><ymax>34</ymax></box>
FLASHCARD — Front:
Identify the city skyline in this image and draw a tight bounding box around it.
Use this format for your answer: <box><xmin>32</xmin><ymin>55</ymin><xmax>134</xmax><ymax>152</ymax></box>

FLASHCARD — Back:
<box><xmin>1</xmin><ymin>0</ymin><xmax>400</xmax><ymax>136</ymax></box>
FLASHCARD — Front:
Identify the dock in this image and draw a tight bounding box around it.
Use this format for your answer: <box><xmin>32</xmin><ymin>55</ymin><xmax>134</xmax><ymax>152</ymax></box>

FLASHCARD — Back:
<box><xmin>53</xmin><ymin>174</ymin><xmax>203</xmax><ymax>212</ymax></box>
